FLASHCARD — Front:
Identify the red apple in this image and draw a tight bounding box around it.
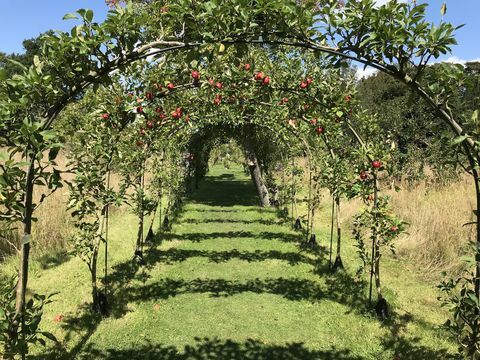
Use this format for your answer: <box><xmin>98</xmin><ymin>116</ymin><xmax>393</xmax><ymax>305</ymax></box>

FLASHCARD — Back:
<box><xmin>300</xmin><ymin>81</ymin><xmax>308</xmax><ymax>89</ymax></box>
<box><xmin>391</xmin><ymin>226</ymin><xmax>399</xmax><ymax>232</ymax></box>
<box><xmin>262</xmin><ymin>76</ymin><xmax>271</xmax><ymax>85</ymax></box>
<box><xmin>359</xmin><ymin>171</ymin><xmax>368</xmax><ymax>180</ymax></box>
<box><xmin>209</xmin><ymin>79</ymin><xmax>215</xmax><ymax>86</ymax></box>
<box><xmin>101</xmin><ymin>113</ymin><xmax>110</xmax><ymax>120</ymax></box>
<box><xmin>146</xmin><ymin>121</ymin><xmax>154</xmax><ymax>129</ymax></box>
<box><xmin>191</xmin><ymin>70</ymin><xmax>200</xmax><ymax>79</ymax></box>
<box><xmin>306</xmin><ymin>77</ymin><xmax>313</xmax><ymax>85</ymax></box>
<box><xmin>315</xmin><ymin>126</ymin><xmax>324</xmax><ymax>135</ymax></box>
<box><xmin>171</xmin><ymin>110</ymin><xmax>182</xmax><ymax>119</ymax></box>
<box><xmin>216</xmin><ymin>82</ymin><xmax>223</xmax><ymax>90</ymax></box>
<box><xmin>282</xmin><ymin>97</ymin><xmax>289</xmax><ymax>103</ymax></box>
<box><xmin>372</xmin><ymin>160</ymin><xmax>382</xmax><ymax>169</ymax></box>
<box><xmin>167</xmin><ymin>82</ymin><xmax>175</xmax><ymax>90</ymax></box>
<box><xmin>146</xmin><ymin>92</ymin><xmax>154</xmax><ymax>100</ymax></box>
<box><xmin>136</xmin><ymin>106</ymin><xmax>144</xmax><ymax>114</ymax></box>
<box><xmin>139</xmin><ymin>128</ymin><xmax>146</xmax><ymax>136</ymax></box>
<box><xmin>244</xmin><ymin>63</ymin><xmax>251</xmax><ymax>71</ymax></box>
<box><xmin>255</xmin><ymin>72</ymin><xmax>265</xmax><ymax>81</ymax></box>
<box><xmin>310</xmin><ymin>118</ymin><xmax>317</xmax><ymax>125</ymax></box>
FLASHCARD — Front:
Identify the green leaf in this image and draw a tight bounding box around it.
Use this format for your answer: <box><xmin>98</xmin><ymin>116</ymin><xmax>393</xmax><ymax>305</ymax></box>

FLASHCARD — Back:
<box><xmin>472</xmin><ymin>110</ymin><xmax>478</xmax><ymax>123</ymax></box>
<box><xmin>33</xmin><ymin>55</ymin><xmax>42</xmax><ymax>69</ymax></box>
<box><xmin>440</xmin><ymin>3</ymin><xmax>447</xmax><ymax>16</ymax></box>
<box><xmin>452</xmin><ymin>135</ymin><xmax>468</xmax><ymax>145</ymax></box>
<box><xmin>7</xmin><ymin>58</ymin><xmax>27</xmax><ymax>71</ymax></box>
<box><xmin>41</xmin><ymin>331</ymin><xmax>57</xmax><ymax>342</ymax></box>
<box><xmin>63</xmin><ymin>13</ymin><xmax>78</xmax><ymax>20</ymax></box>
<box><xmin>40</xmin><ymin>130</ymin><xmax>57</xmax><ymax>141</ymax></box>
<box><xmin>85</xmin><ymin>9</ymin><xmax>94</xmax><ymax>22</ymax></box>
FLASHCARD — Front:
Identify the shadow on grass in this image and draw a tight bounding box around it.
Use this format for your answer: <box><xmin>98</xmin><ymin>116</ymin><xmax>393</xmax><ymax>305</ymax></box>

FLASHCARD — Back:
<box><xmin>378</xmin><ymin>313</ymin><xmax>454</xmax><ymax>360</ymax></box>
<box><xmin>160</xmin><ymin>231</ymin><xmax>301</xmax><ymax>243</ymax></box>
<box><xmin>30</xmin><ymin>168</ymin><xmax>453</xmax><ymax>360</ymax></box>
<box><xmin>180</xmin><ymin>218</ymin><xmax>284</xmax><ymax>226</ymax></box>
<box><xmin>72</xmin><ymin>337</ymin><xmax>365</xmax><ymax>360</ymax></box>
<box><xmin>143</xmin><ymin>247</ymin><xmax>316</xmax><ymax>266</ymax></box>
<box><xmin>38</xmin><ymin>250</ymin><xmax>72</xmax><ymax>270</ymax></box>
<box><xmin>189</xmin><ymin>176</ymin><xmax>259</xmax><ymax>207</ymax></box>
<box><xmin>124</xmin><ymin>277</ymin><xmax>325</xmax><ymax>302</ymax></box>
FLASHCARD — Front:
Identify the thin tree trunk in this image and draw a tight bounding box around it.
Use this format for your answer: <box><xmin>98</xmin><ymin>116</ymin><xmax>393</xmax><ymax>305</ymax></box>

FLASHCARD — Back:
<box><xmin>135</xmin><ymin>172</ymin><xmax>145</xmax><ymax>256</ymax></box>
<box><xmin>12</xmin><ymin>157</ymin><xmax>35</xmax><ymax>359</ymax></box>
<box><xmin>374</xmin><ymin>241</ymin><xmax>382</xmax><ymax>300</ymax></box>
<box><xmin>104</xmin><ymin>171</ymin><xmax>110</xmax><ymax>298</ymax></box>
<box><xmin>334</xmin><ymin>196</ymin><xmax>344</xmax><ymax>270</ymax></box>
<box><xmin>369</xmin><ymin>173</ymin><xmax>379</xmax><ymax>304</ymax></box>
<box><xmin>335</xmin><ymin>197</ymin><xmax>342</xmax><ymax>260</ymax></box>
<box><xmin>91</xmin><ymin>207</ymin><xmax>107</xmax><ymax>312</ymax></box>
<box><xmin>472</xmin><ymin>165</ymin><xmax>480</xmax><ymax>350</ymax></box>
<box><xmin>329</xmin><ymin>195</ymin><xmax>335</xmax><ymax>269</ymax></box>
<box><xmin>291</xmin><ymin>157</ymin><xmax>295</xmax><ymax>223</ymax></box>
<box><xmin>306</xmin><ymin>169</ymin><xmax>312</xmax><ymax>241</ymax></box>
<box><xmin>90</xmin><ymin>251</ymin><xmax>99</xmax><ymax>311</ymax></box>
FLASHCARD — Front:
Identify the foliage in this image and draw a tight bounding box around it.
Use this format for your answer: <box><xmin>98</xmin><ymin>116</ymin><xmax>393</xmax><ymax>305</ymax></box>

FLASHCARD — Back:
<box><xmin>0</xmin><ymin>276</ymin><xmax>56</xmax><ymax>358</ymax></box>
<box><xmin>0</xmin><ymin>0</ymin><xmax>479</xmax><ymax>355</ymax></box>
<box><xmin>439</xmin><ymin>258</ymin><xmax>480</xmax><ymax>358</ymax></box>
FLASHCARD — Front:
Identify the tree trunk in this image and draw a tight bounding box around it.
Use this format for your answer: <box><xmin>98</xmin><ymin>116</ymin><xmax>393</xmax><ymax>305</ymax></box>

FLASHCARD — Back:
<box><xmin>369</xmin><ymin>173</ymin><xmax>379</xmax><ymax>304</ymax></box>
<box><xmin>333</xmin><ymin>196</ymin><xmax>344</xmax><ymax>270</ymax></box>
<box><xmin>12</xmin><ymin>158</ymin><xmax>35</xmax><ymax>358</ymax></box>
<box><xmin>306</xmin><ymin>170</ymin><xmax>312</xmax><ymax>241</ymax></box>
<box><xmin>243</xmin><ymin>125</ymin><xmax>270</xmax><ymax>207</ymax></box>
<box><xmin>90</xmin><ymin>251</ymin><xmax>99</xmax><ymax>312</ymax></box>
<box><xmin>135</xmin><ymin>174</ymin><xmax>144</xmax><ymax>257</ymax></box>
<box><xmin>374</xmin><ymin>241</ymin><xmax>382</xmax><ymax>300</ymax></box>
<box><xmin>248</xmin><ymin>155</ymin><xmax>270</xmax><ymax>207</ymax></box>
<box><xmin>135</xmin><ymin>212</ymin><xmax>144</xmax><ymax>255</ymax></box>
<box><xmin>472</xmin><ymin>165</ymin><xmax>480</xmax><ymax>350</ymax></box>
<box><xmin>329</xmin><ymin>196</ymin><xmax>335</xmax><ymax>269</ymax></box>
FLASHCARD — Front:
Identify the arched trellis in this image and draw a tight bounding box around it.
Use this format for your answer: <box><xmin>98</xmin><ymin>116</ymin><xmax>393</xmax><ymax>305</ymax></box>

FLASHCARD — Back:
<box><xmin>1</xmin><ymin>0</ymin><xmax>478</xmax><ymax>356</ymax></box>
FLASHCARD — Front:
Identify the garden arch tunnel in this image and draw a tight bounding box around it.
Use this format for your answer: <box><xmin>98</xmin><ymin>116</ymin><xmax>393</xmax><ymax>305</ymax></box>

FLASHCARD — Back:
<box><xmin>1</xmin><ymin>1</ymin><xmax>479</xmax><ymax>357</ymax></box>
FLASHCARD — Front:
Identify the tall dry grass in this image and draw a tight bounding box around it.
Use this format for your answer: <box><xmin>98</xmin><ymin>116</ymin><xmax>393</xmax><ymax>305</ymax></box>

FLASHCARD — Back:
<box><xmin>0</xmin><ymin>152</ymin><xmax>125</xmax><ymax>263</ymax></box>
<box><xmin>340</xmin><ymin>175</ymin><xmax>476</xmax><ymax>276</ymax></box>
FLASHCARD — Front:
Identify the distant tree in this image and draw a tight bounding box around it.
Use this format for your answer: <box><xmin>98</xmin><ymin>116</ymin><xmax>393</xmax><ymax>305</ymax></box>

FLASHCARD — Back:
<box><xmin>356</xmin><ymin>70</ymin><xmax>460</xmax><ymax>181</ymax></box>
<box><xmin>0</xmin><ymin>31</ymin><xmax>53</xmax><ymax>78</ymax></box>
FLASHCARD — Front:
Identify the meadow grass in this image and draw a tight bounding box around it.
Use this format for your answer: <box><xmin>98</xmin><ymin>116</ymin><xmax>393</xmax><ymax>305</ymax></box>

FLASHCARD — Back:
<box><xmin>3</xmin><ymin>165</ymin><xmax>457</xmax><ymax>359</ymax></box>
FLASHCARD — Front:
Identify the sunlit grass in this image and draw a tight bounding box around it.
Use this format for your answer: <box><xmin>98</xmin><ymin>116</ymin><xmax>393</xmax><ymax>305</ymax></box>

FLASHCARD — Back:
<box><xmin>6</xmin><ymin>165</ymin><xmax>457</xmax><ymax>359</ymax></box>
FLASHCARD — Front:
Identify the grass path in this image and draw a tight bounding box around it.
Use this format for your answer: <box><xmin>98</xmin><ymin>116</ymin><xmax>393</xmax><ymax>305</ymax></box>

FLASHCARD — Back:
<box><xmin>26</xmin><ymin>165</ymin><xmax>455</xmax><ymax>359</ymax></box>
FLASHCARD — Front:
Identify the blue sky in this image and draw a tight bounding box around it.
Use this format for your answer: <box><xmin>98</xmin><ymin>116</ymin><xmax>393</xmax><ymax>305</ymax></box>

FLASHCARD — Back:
<box><xmin>0</xmin><ymin>0</ymin><xmax>478</xmax><ymax>63</ymax></box>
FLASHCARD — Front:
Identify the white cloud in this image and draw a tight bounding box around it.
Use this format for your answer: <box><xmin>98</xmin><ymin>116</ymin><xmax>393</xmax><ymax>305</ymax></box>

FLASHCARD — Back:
<box><xmin>356</xmin><ymin>66</ymin><xmax>378</xmax><ymax>79</ymax></box>
<box><xmin>443</xmin><ymin>56</ymin><xmax>467</xmax><ymax>65</ymax></box>
<box><xmin>432</xmin><ymin>56</ymin><xmax>480</xmax><ymax>66</ymax></box>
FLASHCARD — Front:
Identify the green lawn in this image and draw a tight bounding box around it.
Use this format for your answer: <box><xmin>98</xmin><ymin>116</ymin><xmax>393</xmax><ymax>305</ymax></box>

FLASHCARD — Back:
<box><xmin>17</xmin><ymin>165</ymin><xmax>456</xmax><ymax>359</ymax></box>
